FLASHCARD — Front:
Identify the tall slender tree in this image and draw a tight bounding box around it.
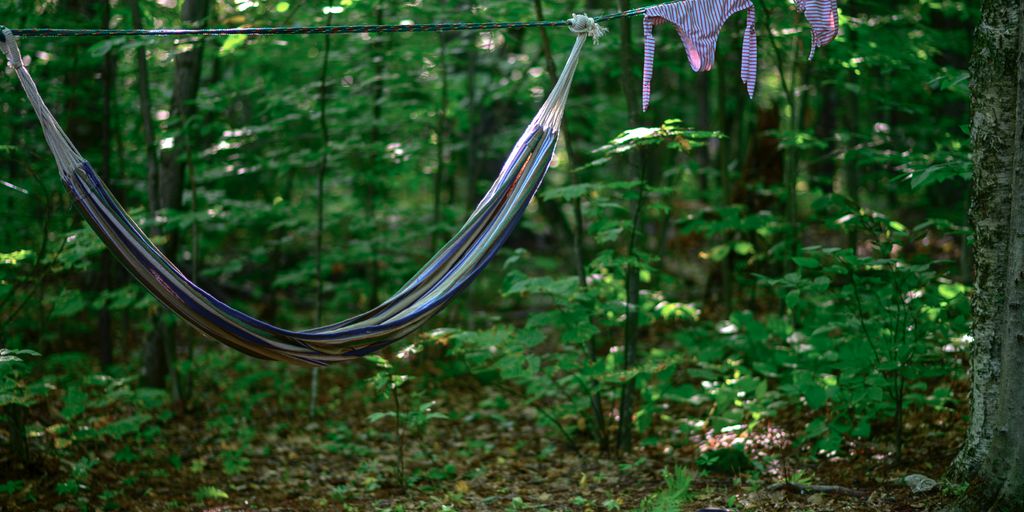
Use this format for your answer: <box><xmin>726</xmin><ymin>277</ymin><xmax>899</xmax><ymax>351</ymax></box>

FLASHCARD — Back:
<box><xmin>615</xmin><ymin>0</ymin><xmax>648</xmax><ymax>453</ymax></box>
<box><xmin>142</xmin><ymin>0</ymin><xmax>210</xmax><ymax>392</ymax></box>
<box><xmin>309</xmin><ymin>9</ymin><xmax>335</xmax><ymax>419</ymax></box>
<box><xmin>98</xmin><ymin>0</ymin><xmax>117</xmax><ymax>368</ymax></box>
<box><xmin>534</xmin><ymin>0</ymin><xmax>608</xmax><ymax>452</ymax></box>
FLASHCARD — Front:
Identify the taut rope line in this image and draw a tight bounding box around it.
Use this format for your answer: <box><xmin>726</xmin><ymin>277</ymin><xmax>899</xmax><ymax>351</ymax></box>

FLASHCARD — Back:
<box><xmin>0</xmin><ymin>8</ymin><xmax>646</xmax><ymax>40</ymax></box>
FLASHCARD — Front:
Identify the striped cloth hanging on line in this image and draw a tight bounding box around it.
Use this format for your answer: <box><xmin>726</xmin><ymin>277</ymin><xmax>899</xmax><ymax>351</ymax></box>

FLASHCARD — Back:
<box><xmin>640</xmin><ymin>0</ymin><xmax>840</xmax><ymax>111</ymax></box>
<box><xmin>641</xmin><ymin>0</ymin><xmax>758</xmax><ymax>111</ymax></box>
<box><xmin>795</xmin><ymin>0</ymin><xmax>839</xmax><ymax>60</ymax></box>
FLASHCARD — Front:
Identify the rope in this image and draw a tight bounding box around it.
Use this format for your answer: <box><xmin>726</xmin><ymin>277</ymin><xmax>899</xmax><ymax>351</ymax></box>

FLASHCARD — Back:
<box><xmin>0</xmin><ymin>7</ymin><xmax>647</xmax><ymax>40</ymax></box>
<box><xmin>568</xmin><ymin>13</ymin><xmax>608</xmax><ymax>42</ymax></box>
<box><xmin>1</xmin><ymin>27</ymin><xmax>85</xmax><ymax>177</ymax></box>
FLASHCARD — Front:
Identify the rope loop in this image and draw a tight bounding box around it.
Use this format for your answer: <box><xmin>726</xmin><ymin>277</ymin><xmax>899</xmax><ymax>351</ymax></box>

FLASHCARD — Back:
<box><xmin>0</xmin><ymin>27</ymin><xmax>24</xmax><ymax>69</ymax></box>
<box><xmin>567</xmin><ymin>14</ymin><xmax>607</xmax><ymax>43</ymax></box>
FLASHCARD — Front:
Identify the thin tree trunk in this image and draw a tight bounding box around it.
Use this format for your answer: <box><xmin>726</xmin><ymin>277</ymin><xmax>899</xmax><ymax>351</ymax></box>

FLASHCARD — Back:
<box><xmin>129</xmin><ymin>0</ymin><xmax>162</xmax><ymax>386</ymax></box>
<box><xmin>813</xmin><ymin>82</ymin><xmax>837</xmax><ymax>193</ymax></box>
<box><xmin>130</xmin><ymin>0</ymin><xmax>159</xmax><ymax>216</ymax></box>
<box><xmin>367</xmin><ymin>1</ymin><xmax>386</xmax><ymax>306</ymax></box>
<box><xmin>159</xmin><ymin>0</ymin><xmax>208</xmax><ymax>259</ymax></box>
<box><xmin>842</xmin><ymin>83</ymin><xmax>860</xmax><ymax>249</ymax></box>
<box><xmin>432</xmin><ymin>33</ymin><xmax>450</xmax><ymax>251</ymax></box>
<box><xmin>756</xmin><ymin>0</ymin><xmax>800</xmax><ymax>271</ymax></box>
<box><xmin>616</xmin><ymin>0</ymin><xmax>647</xmax><ymax>454</ymax></box>
<box><xmin>59</xmin><ymin>0</ymin><xmax>106</xmax><ymax>361</ymax></box>
<box><xmin>533</xmin><ymin>0</ymin><xmax>608</xmax><ymax>452</ymax></box>
<box><xmin>463</xmin><ymin>1</ymin><xmax>480</xmax><ymax>214</ymax></box>
<box><xmin>310</xmin><ymin>10</ymin><xmax>335</xmax><ymax>418</ymax></box>
<box><xmin>719</xmin><ymin>51</ymin><xmax>736</xmax><ymax>316</ymax></box>
<box><xmin>783</xmin><ymin>44</ymin><xmax>803</xmax><ymax>272</ymax></box>
<box><xmin>98</xmin><ymin>0</ymin><xmax>116</xmax><ymax>367</ymax></box>
<box><xmin>5</xmin><ymin>405</ymin><xmax>28</xmax><ymax>465</ymax></box>
<box><xmin>142</xmin><ymin>0</ymin><xmax>210</xmax><ymax>393</ymax></box>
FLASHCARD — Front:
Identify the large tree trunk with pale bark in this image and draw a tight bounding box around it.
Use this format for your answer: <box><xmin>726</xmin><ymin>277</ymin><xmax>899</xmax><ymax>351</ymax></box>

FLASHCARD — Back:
<box><xmin>947</xmin><ymin>0</ymin><xmax>1024</xmax><ymax>510</ymax></box>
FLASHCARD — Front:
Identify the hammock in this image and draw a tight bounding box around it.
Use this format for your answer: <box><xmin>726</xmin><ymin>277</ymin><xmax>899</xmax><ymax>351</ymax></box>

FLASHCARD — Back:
<box><xmin>0</xmin><ymin>17</ymin><xmax>605</xmax><ymax>366</ymax></box>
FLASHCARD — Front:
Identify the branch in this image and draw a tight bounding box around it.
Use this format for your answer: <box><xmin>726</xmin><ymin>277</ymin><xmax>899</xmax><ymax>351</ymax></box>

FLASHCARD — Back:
<box><xmin>764</xmin><ymin>481</ymin><xmax>869</xmax><ymax>498</ymax></box>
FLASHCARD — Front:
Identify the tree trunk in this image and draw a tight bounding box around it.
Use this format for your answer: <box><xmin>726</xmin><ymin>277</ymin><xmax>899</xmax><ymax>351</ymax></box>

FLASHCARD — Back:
<box><xmin>432</xmin><ymin>33</ymin><xmax>450</xmax><ymax>251</ymax></box>
<box><xmin>142</xmin><ymin>0</ymin><xmax>210</xmax><ymax>390</ymax></box>
<box><xmin>947</xmin><ymin>1</ymin><xmax>1024</xmax><ymax>510</ymax></box>
<box><xmin>812</xmin><ymin>82</ymin><xmax>836</xmax><ymax>194</ymax></box>
<box><xmin>309</xmin><ymin>9</ymin><xmax>336</xmax><ymax>419</ymax></box>
<box><xmin>59</xmin><ymin>0</ymin><xmax>109</xmax><ymax>363</ymax></box>
<box><xmin>5</xmin><ymin>405</ymin><xmax>29</xmax><ymax>466</ymax></box>
<box><xmin>98</xmin><ymin>0</ymin><xmax>117</xmax><ymax>368</ymax></box>
<box><xmin>534</xmin><ymin>0</ymin><xmax>608</xmax><ymax>452</ymax></box>
<box><xmin>463</xmin><ymin>0</ymin><xmax>480</xmax><ymax>215</ymax></box>
<box><xmin>616</xmin><ymin>0</ymin><xmax>647</xmax><ymax>454</ymax></box>
<box><xmin>129</xmin><ymin>0</ymin><xmax>160</xmax><ymax>385</ymax></box>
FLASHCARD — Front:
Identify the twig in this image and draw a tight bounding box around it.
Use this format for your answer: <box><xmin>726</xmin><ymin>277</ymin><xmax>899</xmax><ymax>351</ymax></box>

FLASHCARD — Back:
<box><xmin>309</xmin><ymin>9</ymin><xmax>334</xmax><ymax>419</ymax></box>
<box><xmin>765</xmin><ymin>481</ymin><xmax>869</xmax><ymax>498</ymax></box>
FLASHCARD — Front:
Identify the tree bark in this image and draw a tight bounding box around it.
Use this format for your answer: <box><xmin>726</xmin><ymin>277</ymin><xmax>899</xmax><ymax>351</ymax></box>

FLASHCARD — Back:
<box><xmin>463</xmin><ymin>2</ymin><xmax>479</xmax><ymax>215</ymax></box>
<box><xmin>948</xmin><ymin>1</ymin><xmax>1024</xmax><ymax>510</ymax></box>
<box><xmin>5</xmin><ymin>405</ymin><xmax>29</xmax><ymax>466</ymax></box>
<box><xmin>309</xmin><ymin>9</ymin><xmax>336</xmax><ymax>419</ymax></box>
<box><xmin>98</xmin><ymin>0</ymin><xmax>117</xmax><ymax>368</ymax></box>
<box><xmin>616</xmin><ymin>0</ymin><xmax>647</xmax><ymax>454</ymax></box>
<box><xmin>533</xmin><ymin>0</ymin><xmax>608</xmax><ymax>452</ymax></box>
<box><xmin>129</xmin><ymin>0</ymin><xmax>160</xmax><ymax>384</ymax></box>
<box><xmin>142</xmin><ymin>0</ymin><xmax>210</xmax><ymax>390</ymax></box>
<box><xmin>59</xmin><ymin>0</ymin><xmax>109</xmax><ymax>363</ymax></box>
<box><xmin>950</xmin><ymin>0</ymin><xmax>1018</xmax><ymax>480</ymax></box>
<box><xmin>432</xmin><ymin>33</ymin><xmax>450</xmax><ymax>251</ymax></box>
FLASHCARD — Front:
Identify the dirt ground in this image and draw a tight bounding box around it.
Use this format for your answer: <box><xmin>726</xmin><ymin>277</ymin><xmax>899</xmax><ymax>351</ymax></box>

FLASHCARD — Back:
<box><xmin>3</xmin><ymin>367</ymin><xmax>966</xmax><ymax>512</ymax></box>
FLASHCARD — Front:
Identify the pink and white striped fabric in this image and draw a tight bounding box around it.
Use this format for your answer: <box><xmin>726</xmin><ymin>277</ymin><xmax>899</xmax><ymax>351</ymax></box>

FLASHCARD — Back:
<box><xmin>794</xmin><ymin>0</ymin><xmax>839</xmax><ymax>60</ymax></box>
<box><xmin>641</xmin><ymin>0</ymin><xmax>757</xmax><ymax>112</ymax></box>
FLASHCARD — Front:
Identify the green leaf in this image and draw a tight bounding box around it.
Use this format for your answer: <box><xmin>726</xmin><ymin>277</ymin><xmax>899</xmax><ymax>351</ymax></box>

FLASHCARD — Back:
<box><xmin>219</xmin><ymin>34</ymin><xmax>248</xmax><ymax>56</ymax></box>
<box><xmin>0</xmin><ymin>250</ymin><xmax>32</xmax><ymax>266</ymax></box>
<box><xmin>803</xmin><ymin>384</ymin><xmax>827</xmax><ymax>410</ymax></box>
<box><xmin>49</xmin><ymin>289</ymin><xmax>88</xmax><ymax>318</ymax></box>
<box><xmin>785</xmin><ymin>290</ymin><xmax>802</xmax><ymax>309</ymax></box>
<box><xmin>504</xmin><ymin>276</ymin><xmax>578</xmax><ymax>299</ymax></box>
<box><xmin>61</xmin><ymin>387</ymin><xmax>87</xmax><ymax>420</ymax></box>
<box><xmin>792</xmin><ymin>257</ymin><xmax>820</xmax><ymax>269</ymax></box>
<box><xmin>733</xmin><ymin>241</ymin><xmax>755</xmax><ymax>256</ymax></box>
<box><xmin>852</xmin><ymin>419</ymin><xmax>872</xmax><ymax>438</ymax></box>
<box><xmin>938</xmin><ymin>282</ymin><xmax>966</xmax><ymax>299</ymax></box>
<box><xmin>540</xmin><ymin>183</ymin><xmax>596</xmax><ymax>202</ymax></box>
<box><xmin>194</xmin><ymin>486</ymin><xmax>229</xmax><ymax>500</ymax></box>
<box><xmin>708</xmin><ymin>244</ymin><xmax>731</xmax><ymax>262</ymax></box>
<box><xmin>92</xmin><ymin>414</ymin><xmax>153</xmax><ymax>439</ymax></box>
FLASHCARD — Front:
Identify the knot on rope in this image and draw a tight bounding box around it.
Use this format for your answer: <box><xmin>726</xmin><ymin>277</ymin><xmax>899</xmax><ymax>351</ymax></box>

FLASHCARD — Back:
<box><xmin>567</xmin><ymin>14</ymin><xmax>606</xmax><ymax>43</ymax></box>
<box><xmin>0</xmin><ymin>28</ymin><xmax>24</xmax><ymax>69</ymax></box>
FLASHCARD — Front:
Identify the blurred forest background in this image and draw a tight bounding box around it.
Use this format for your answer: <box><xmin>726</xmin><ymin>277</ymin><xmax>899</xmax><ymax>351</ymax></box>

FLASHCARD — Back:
<box><xmin>0</xmin><ymin>0</ymin><xmax>979</xmax><ymax>510</ymax></box>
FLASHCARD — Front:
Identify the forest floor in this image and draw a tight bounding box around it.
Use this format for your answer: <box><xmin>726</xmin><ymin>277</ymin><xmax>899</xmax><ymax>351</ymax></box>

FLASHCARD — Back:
<box><xmin>3</xmin><ymin>355</ymin><xmax>968</xmax><ymax>512</ymax></box>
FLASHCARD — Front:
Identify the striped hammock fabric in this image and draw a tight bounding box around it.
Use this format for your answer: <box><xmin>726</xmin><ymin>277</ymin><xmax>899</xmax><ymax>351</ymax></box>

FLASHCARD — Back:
<box><xmin>0</xmin><ymin>17</ymin><xmax>604</xmax><ymax>366</ymax></box>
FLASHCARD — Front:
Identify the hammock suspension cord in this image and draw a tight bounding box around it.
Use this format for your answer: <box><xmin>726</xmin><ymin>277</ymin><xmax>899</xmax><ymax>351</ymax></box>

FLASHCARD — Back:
<box><xmin>0</xmin><ymin>15</ymin><xmax>603</xmax><ymax>366</ymax></box>
<box><xmin>0</xmin><ymin>8</ymin><xmax>641</xmax><ymax>39</ymax></box>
